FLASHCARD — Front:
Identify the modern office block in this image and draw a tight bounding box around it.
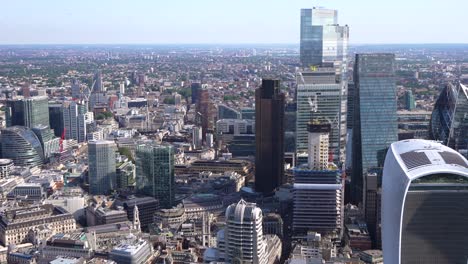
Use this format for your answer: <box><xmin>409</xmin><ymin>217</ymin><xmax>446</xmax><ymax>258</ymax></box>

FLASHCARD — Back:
<box><xmin>382</xmin><ymin>139</ymin><xmax>468</xmax><ymax>264</ymax></box>
<box><xmin>296</xmin><ymin>67</ymin><xmax>347</xmax><ymax>164</ymax></box>
<box><xmin>352</xmin><ymin>53</ymin><xmax>398</xmax><ymax>204</ymax></box>
<box><xmin>255</xmin><ymin>79</ymin><xmax>285</xmax><ymax>194</ymax></box>
<box><xmin>88</xmin><ymin>140</ymin><xmax>116</xmax><ymax>195</ymax></box>
<box><xmin>404</xmin><ymin>90</ymin><xmax>416</xmax><ymax>110</ymax></box>
<box><xmin>429</xmin><ymin>82</ymin><xmax>468</xmax><ymax>156</ymax></box>
<box><xmin>222</xmin><ymin>200</ymin><xmax>268</xmax><ymax>264</ymax></box>
<box><xmin>109</xmin><ymin>240</ymin><xmax>153</xmax><ymax>264</ymax></box>
<box><xmin>300</xmin><ymin>7</ymin><xmax>349</xmax><ymax>68</ymax></box>
<box><xmin>192</xmin><ymin>126</ymin><xmax>203</xmax><ymax>149</ymax></box>
<box><xmin>6</xmin><ymin>96</ymin><xmax>50</xmax><ymax>129</ymax></box>
<box><xmin>62</xmin><ymin>101</ymin><xmax>93</xmax><ymax>143</ymax></box>
<box><xmin>92</xmin><ymin>70</ymin><xmax>104</xmax><ymax>92</ymax></box>
<box><xmin>240</xmin><ymin>107</ymin><xmax>255</xmax><ymax>120</ymax></box>
<box><xmin>191</xmin><ymin>82</ymin><xmax>201</xmax><ymax>104</ymax></box>
<box><xmin>0</xmin><ymin>126</ymin><xmax>44</xmax><ymax>168</ymax></box>
<box><xmin>48</xmin><ymin>103</ymin><xmax>64</xmax><ymax>137</ymax></box>
<box><xmin>293</xmin><ymin>123</ymin><xmax>343</xmax><ymax>236</ymax></box>
<box><xmin>218</xmin><ymin>104</ymin><xmax>241</xmax><ymax>119</ymax></box>
<box><xmin>196</xmin><ymin>87</ymin><xmax>214</xmax><ymax>141</ymax></box>
<box><xmin>135</xmin><ymin>142</ymin><xmax>175</xmax><ymax>209</ymax></box>
<box><xmin>32</xmin><ymin>125</ymin><xmax>60</xmax><ymax>160</ymax></box>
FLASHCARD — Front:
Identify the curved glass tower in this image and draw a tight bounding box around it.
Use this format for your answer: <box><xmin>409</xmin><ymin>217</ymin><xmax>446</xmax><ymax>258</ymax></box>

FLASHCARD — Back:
<box><xmin>429</xmin><ymin>82</ymin><xmax>468</xmax><ymax>156</ymax></box>
<box><xmin>382</xmin><ymin>139</ymin><xmax>468</xmax><ymax>264</ymax></box>
<box><xmin>0</xmin><ymin>126</ymin><xmax>44</xmax><ymax>168</ymax></box>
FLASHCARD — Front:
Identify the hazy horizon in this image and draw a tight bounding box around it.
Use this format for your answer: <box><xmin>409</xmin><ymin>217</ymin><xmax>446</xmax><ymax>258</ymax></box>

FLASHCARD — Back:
<box><xmin>1</xmin><ymin>0</ymin><xmax>467</xmax><ymax>45</ymax></box>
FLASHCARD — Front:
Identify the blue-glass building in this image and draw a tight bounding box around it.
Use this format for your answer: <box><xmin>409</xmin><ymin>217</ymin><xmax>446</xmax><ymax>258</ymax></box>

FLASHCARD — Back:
<box><xmin>135</xmin><ymin>142</ymin><xmax>175</xmax><ymax>208</ymax></box>
<box><xmin>429</xmin><ymin>82</ymin><xmax>468</xmax><ymax>156</ymax></box>
<box><xmin>300</xmin><ymin>7</ymin><xmax>349</xmax><ymax>68</ymax></box>
<box><xmin>351</xmin><ymin>53</ymin><xmax>398</xmax><ymax>204</ymax></box>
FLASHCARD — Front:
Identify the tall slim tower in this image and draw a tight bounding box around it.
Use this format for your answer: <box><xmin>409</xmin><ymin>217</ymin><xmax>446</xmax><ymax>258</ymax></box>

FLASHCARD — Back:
<box><xmin>382</xmin><ymin>139</ymin><xmax>468</xmax><ymax>264</ymax></box>
<box><xmin>135</xmin><ymin>142</ymin><xmax>175</xmax><ymax>208</ymax></box>
<box><xmin>196</xmin><ymin>87</ymin><xmax>214</xmax><ymax>141</ymax></box>
<box><xmin>88</xmin><ymin>140</ymin><xmax>116</xmax><ymax>195</ymax></box>
<box><xmin>255</xmin><ymin>79</ymin><xmax>285</xmax><ymax>194</ymax></box>
<box><xmin>293</xmin><ymin>123</ymin><xmax>343</xmax><ymax>236</ymax></box>
<box><xmin>352</xmin><ymin>53</ymin><xmax>398</xmax><ymax>205</ymax></box>
<box><xmin>92</xmin><ymin>70</ymin><xmax>104</xmax><ymax>92</ymax></box>
<box><xmin>223</xmin><ymin>200</ymin><xmax>268</xmax><ymax>264</ymax></box>
<box><xmin>300</xmin><ymin>7</ymin><xmax>349</xmax><ymax>68</ymax></box>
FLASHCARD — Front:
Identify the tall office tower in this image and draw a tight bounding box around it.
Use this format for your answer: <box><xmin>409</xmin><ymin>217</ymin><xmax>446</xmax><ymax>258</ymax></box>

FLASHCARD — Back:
<box><xmin>351</xmin><ymin>53</ymin><xmax>398</xmax><ymax>205</ymax></box>
<box><xmin>192</xmin><ymin>126</ymin><xmax>203</xmax><ymax>149</ymax></box>
<box><xmin>364</xmin><ymin>170</ymin><xmax>382</xmax><ymax>249</ymax></box>
<box><xmin>138</xmin><ymin>73</ymin><xmax>146</xmax><ymax>87</ymax></box>
<box><xmin>0</xmin><ymin>126</ymin><xmax>44</xmax><ymax>168</ymax></box>
<box><xmin>382</xmin><ymin>139</ymin><xmax>468</xmax><ymax>264</ymax></box>
<box><xmin>255</xmin><ymin>79</ymin><xmax>285</xmax><ymax>194</ymax></box>
<box><xmin>32</xmin><ymin>125</ymin><xmax>60</xmax><ymax>160</ymax></box>
<box><xmin>48</xmin><ymin>103</ymin><xmax>64</xmax><ymax>137</ymax></box>
<box><xmin>196</xmin><ymin>87</ymin><xmax>214</xmax><ymax>141</ymax></box>
<box><xmin>71</xmin><ymin>79</ymin><xmax>82</xmax><ymax>100</ymax></box>
<box><xmin>345</xmin><ymin>82</ymin><xmax>355</xmax><ymax>170</ymax></box>
<box><xmin>218</xmin><ymin>104</ymin><xmax>241</xmax><ymax>119</ymax></box>
<box><xmin>191</xmin><ymin>82</ymin><xmax>201</xmax><ymax>104</ymax></box>
<box><xmin>429</xmin><ymin>82</ymin><xmax>468</xmax><ymax>156</ymax></box>
<box><xmin>88</xmin><ymin>140</ymin><xmax>117</xmax><ymax>195</ymax></box>
<box><xmin>404</xmin><ymin>90</ymin><xmax>416</xmax><ymax>110</ymax></box>
<box><xmin>62</xmin><ymin>101</ymin><xmax>93</xmax><ymax>143</ymax></box>
<box><xmin>293</xmin><ymin>123</ymin><xmax>343</xmax><ymax>236</ymax></box>
<box><xmin>300</xmin><ymin>7</ymin><xmax>349</xmax><ymax>68</ymax></box>
<box><xmin>223</xmin><ymin>200</ymin><xmax>268</xmax><ymax>264</ymax></box>
<box><xmin>135</xmin><ymin>142</ymin><xmax>175</xmax><ymax>208</ymax></box>
<box><xmin>119</xmin><ymin>82</ymin><xmax>125</xmax><ymax>95</ymax></box>
<box><xmin>92</xmin><ymin>70</ymin><xmax>104</xmax><ymax>92</ymax></box>
<box><xmin>6</xmin><ymin>96</ymin><xmax>50</xmax><ymax>129</ymax></box>
<box><xmin>296</xmin><ymin>67</ymin><xmax>347</xmax><ymax>164</ymax></box>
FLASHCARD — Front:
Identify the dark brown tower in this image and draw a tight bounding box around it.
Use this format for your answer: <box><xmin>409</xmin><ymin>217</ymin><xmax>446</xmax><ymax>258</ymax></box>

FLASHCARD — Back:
<box><xmin>255</xmin><ymin>79</ymin><xmax>285</xmax><ymax>194</ymax></box>
<box><xmin>196</xmin><ymin>87</ymin><xmax>214</xmax><ymax>141</ymax></box>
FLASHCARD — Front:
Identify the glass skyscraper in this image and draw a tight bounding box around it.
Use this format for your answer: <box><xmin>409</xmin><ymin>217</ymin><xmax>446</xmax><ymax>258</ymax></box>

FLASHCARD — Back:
<box><xmin>352</xmin><ymin>53</ymin><xmax>398</xmax><ymax>204</ymax></box>
<box><xmin>429</xmin><ymin>82</ymin><xmax>468</xmax><ymax>156</ymax></box>
<box><xmin>6</xmin><ymin>96</ymin><xmax>50</xmax><ymax>129</ymax></box>
<box><xmin>300</xmin><ymin>7</ymin><xmax>349</xmax><ymax>68</ymax></box>
<box><xmin>88</xmin><ymin>140</ymin><xmax>117</xmax><ymax>195</ymax></box>
<box><xmin>296</xmin><ymin>67</ymin><xmax>347</xmax><ymax>164</ymax></box>
<box><xmin>297</xmin><ymin>7</ymin><xmax>348</xmax><ymax>166</ymax></box>
<box><xmin>135</xmin><ymin>142</ymin><xmax>175</xmax><ymax>208</ymax></box>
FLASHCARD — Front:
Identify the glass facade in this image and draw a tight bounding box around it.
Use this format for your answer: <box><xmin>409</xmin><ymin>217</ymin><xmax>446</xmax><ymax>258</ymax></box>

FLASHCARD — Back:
<box><xmin>296</xmin><ymin>68</ymin><xmax>347</xmax><ymax>164</ymax></box>
<box><xmin>352</xmin><ymin>53</ymin><xmax>398</xmax><ymax>204</ymax></box>
<box><xmin>88</xmin><ymin>140</ymin><xmax>116</xmax><ymax>195</ymax></box>
<box><xmin>0</xmin><ymin>126</ymin><xmax>44</xmax><ymax>168</ymax></box>
<box><xmin>135</xmin><ymin>142</ymin><xmax>175</xmax><ymax>208</ymax></box>
<box><xmin>429</xmin><ymin>82</ymin><xmax>468</xmax><ymax>156</ymax></box>
<box><xmin>218</xmin><ymin>104</ymin><xmax>241</xmax><ymax>119</ymax></box>
<box><xmin>6</xmin><ymin>96</ymin><xmax>50</xmax><ymax>129</ymax></box>
<box><xmin>402</xmin><ymin>175</ymin><xmax>468</xmax><ymax>264</ymax></box>
<box><xmin>300</xmin><ymin>8</ymin><xmax>349</xmax><ymax>68</ymax></box>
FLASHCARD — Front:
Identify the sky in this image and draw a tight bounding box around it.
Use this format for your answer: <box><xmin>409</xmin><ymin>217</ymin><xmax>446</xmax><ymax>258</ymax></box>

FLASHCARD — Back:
<box><xmin>0</xmin><ymin>0</ymin><xmax>467</xmax><ymax>45</ymax></box>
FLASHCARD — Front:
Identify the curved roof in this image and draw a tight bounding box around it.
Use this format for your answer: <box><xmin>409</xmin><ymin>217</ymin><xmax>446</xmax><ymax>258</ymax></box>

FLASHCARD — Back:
<box><xmin>390</xmin><ymin>139</ymin><xmax>468</xmax><ymax>180</ymax></box>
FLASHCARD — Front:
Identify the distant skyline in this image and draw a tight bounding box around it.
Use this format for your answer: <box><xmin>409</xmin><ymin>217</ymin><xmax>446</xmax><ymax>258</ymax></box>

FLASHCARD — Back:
<box><xmin>1</xmin><ymin>0</ymin><xmax>467</xmax><ymax>45</ymax></box>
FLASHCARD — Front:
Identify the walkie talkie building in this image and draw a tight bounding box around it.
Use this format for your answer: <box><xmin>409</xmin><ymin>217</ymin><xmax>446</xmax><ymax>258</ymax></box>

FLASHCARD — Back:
<box><xmin>382</xmin><ymin>139</ymin><xmax>468</xmax><ymax>264</ymax></box>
